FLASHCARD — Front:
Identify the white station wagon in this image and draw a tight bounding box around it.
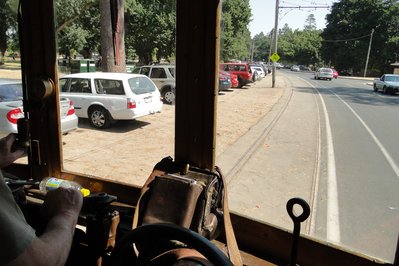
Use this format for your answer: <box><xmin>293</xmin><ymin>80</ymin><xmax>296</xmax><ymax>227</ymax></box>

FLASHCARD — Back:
<box><xmin>59</xmin><ymin>72</ymin><xmax>163</xmax><ymax>129</ymax></box>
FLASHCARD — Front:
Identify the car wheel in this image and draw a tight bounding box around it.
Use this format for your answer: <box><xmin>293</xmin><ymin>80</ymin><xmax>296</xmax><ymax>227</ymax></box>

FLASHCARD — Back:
<box><xmin>237</xmin><ymin>76</ymin><xmax>244</xmax><ymax>88</ymax></box>
<box><xmin>383</xmin><ymin>86</ymin><xmax>388</xmax><ymax>94</ymax></box>
<box><xmin>163</xmin><ymin>88</ymin><xmax>176</xmax><ymax>105</ymax></box>
<box><xmin>373</xmin><ymin>84</ymin><xmax>378</xmax><ymax>92</ymax></box>
<box><xmin>89</xmin><ymin>106</ymin><xmax>111</xmax><ymax>129</ymax></box>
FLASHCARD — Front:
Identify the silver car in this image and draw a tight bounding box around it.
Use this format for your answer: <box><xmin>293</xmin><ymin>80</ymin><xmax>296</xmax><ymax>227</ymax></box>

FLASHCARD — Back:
<box><xmin>133</xmin><ymin>65</ymin><xmax>176</xmax><ymax>104</ymax></box>
<box><xmin>0</xmin><ymin>81</ymin><xmax>78</xmax><ymax>135</ymax></box>
<box><xmin>314</xmin><ymin>68</ymin><xmax>334</xmax><ymax>80</ymax></box>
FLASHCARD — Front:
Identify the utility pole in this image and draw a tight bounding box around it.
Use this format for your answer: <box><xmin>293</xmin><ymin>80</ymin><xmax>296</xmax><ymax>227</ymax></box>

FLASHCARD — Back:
<box><xmin>272</xmin><ymin>0</ymin><xmax>279</xmax><ymax>88</ymax></box>
<box><xmin>364</xmin><ymin>28</ymin><xmax>374</xmax><ymax>77</ymax></box>
<box><xmin>250</xmin><ymin>39</ymin><xmax>255</xmax><ymax>62</ymax></box>
<box><xmin>268</xmin><ymin>29</ymin><xmax>273</xmax><ymax>66</ymax></box>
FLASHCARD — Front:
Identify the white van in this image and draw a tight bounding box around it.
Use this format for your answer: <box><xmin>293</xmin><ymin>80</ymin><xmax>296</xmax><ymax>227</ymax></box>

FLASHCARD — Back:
<box><xmin>59</xmin><ymin>72</ymin><xmax>163</xmax><ymax>129</ymax></box>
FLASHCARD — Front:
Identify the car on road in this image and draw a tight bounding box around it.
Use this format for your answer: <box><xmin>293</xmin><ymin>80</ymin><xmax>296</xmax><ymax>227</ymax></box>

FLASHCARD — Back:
<box><xmin>59</xmin><ymin>72</ymin><xmax>163</xmax><ymax>129</ymax></box>
<box><xmin>220</xmin><ymin>62</ymin><xmax>253</xmax><ymax>88</ymax></box>
<box><xmin>373</xmin><ymin>74</ymin><xmax>399</xmax><ymax>95</ymax></box>
<box><xmin>290</xmin><ymin>65</ymin><xmax>300</xmax><ymax>72</ymax></box>
<box><xmin>0</xmin><ymin>81</ymin><xmax>78</xmax><ymax>134</ymax></box>
<box><xmin>314</xmin><ymin>67</ymin><xmax>334</xmax><ymax>80</ymax></box>
<box><xmin>133</xmin><ymin>65</ymin><xmax>175</xmax><ymax>104</ymax></box>
<box><xmin>332</xmin><ymin>68</ymin><xmax>339</xmax><ymax>79</ymax></box>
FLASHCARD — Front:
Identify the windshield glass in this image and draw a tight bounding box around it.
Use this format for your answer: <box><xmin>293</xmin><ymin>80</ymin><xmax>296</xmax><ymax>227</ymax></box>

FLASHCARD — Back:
<box><xmin>385</xmin><ymin>75</ymin><xmax>399</xmax><ymax>82</ymax></box>
<box><xmin>1</xmin><ymin>0</ymin><xmax>398</xmax><ymax>263</ymax></box>
<box><xmin>0</xmin><ymin>84</ymin><xmax>23</xmax><ymax>102</ymax></box>
<box><xmin>128</xmin><ymin>77</ymin><xmax>157</xmax><ymax>94</ymax></box>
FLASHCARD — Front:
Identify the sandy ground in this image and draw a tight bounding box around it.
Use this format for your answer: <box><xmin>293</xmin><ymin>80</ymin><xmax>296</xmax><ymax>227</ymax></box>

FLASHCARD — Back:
<box><xmin>0</xmin><ymin>68</ymin><xmax>283</xmax><ymax>187</ymax></box>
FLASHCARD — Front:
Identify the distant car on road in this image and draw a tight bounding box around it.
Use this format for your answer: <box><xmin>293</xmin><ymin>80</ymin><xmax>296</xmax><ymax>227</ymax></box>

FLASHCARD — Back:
<box><xmin>290</xmin><ymin>65</ymin><xmax>300</xmax><ymax>72</ymax></box>
<box><xmin>332</xmin><ymin>68</ymin><xmax>339</xmax><ymax>79</ymax></box>
<box><xmin>373</xmin><ymin>74</ymin><xmax>399</xmax><ymax>94</ymax></box>
<box><xmin>59</xmin><ymin>72</ymin><xmax>163</xmax><ymax>129</ymax></box>
<box><xmin>133</xmin><ymin>65</ymin><xmax>175</xmax><ymax>104</ymax></box>
<box><xmin>0</xmin><ymin>81</ymin><xmax>78</xmax><ymax>135</ymax></box>
<box><xmin>314</xmin><ymin>68</ymin><xmax>334</xmax><ymax>80</ymax></box>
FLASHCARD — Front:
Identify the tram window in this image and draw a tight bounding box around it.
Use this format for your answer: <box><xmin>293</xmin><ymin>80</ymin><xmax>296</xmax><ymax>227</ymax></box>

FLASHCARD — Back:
<box><xmin>56</xmin><ymin>1</ymin><xmax>176</xmax><ymax>187</ymax></box>
<box><xmin>57</xmin><ymin>1</ymin><xmax>399</xmax><ymax>263</ymax></box>
<box><xmin>1</xmin><ymin>0</ymin><xmax>396</xmax><ymax>264</ymax></box>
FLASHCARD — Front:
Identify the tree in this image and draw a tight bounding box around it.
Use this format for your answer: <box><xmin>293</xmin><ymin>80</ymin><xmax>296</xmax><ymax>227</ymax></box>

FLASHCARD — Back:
<box><xmin>100</xmin><ymin>0</ymin><xmax>126</xmax><ymax>72</ymax></box>
<box><xmin>252</xmin><ymin>32</ymin><xmax>271</xmax><ymax>62</ymax></box>
<box><xmin>0</xmin><ymin>0</ymin><xmax>16</xmax><ymax>61</ymax></box>
<box><xmin>304</xmin><ymin>14</ymin><xmax>317</xmax><ymax>31</ymax></box>
<box><xmin>276</xmin><ymin>22</ymin><xmax>322</xmax><ymax>67</ymax></box>
<box><xmin>321</xmin><ymin>0</ymin><xmax>399</xmax><ymax>75</ymax></box>
<box><xmin>220</xmin><ymin>0</ymin><xmax>252</xmax><ymax>61</ymax></box>
<box><xmin>125</xmin><ymin>0</ymin><xmax>176</xmax><ymax>65</ymax></box>
<box><xmin>55</xmin><ymin>0</ymin><xmax>99</xmax><ymax>58</ymax></box>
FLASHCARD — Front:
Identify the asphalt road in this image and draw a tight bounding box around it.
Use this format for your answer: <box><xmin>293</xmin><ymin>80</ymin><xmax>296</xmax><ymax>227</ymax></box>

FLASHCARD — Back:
<box><xmin>284</xmin><ymin>70</ymin><xmax>398</xmax><ymax>262</ymax></box>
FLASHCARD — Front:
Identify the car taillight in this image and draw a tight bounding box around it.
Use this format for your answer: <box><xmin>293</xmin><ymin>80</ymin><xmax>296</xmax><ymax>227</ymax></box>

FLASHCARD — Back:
<box><xmin>127</xmin><ymin>99</ymin><xmax>136</xmax><ymax>109</ymax></box>
<box><xmin>67</xmin><ymin>101</ymin><xmax>75</xmax><ymax>116</ymax></box>
<box><xmin>7</xmin><ymin>108</ymin><xmax>24</xmax><ymax>124</ymax></box>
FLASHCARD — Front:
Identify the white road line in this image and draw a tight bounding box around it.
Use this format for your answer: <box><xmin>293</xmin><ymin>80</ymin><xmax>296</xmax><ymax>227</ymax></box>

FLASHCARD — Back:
<box><xmin>299</xmin><ymin>78</ymin><xmax>341</xmax><ymax>243</ymax></box>
<box><xmin>332</xmin><ymin>92</ymin><xmax>399</xmax><ymax>178</ymax></box>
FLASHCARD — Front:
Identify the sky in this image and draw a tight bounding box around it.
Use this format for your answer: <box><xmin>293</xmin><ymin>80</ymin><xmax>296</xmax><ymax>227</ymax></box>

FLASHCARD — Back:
<box><xmin>249</xmin><ymin>0</ymin><xmax>336</xmax><ymax>37</ymax></box>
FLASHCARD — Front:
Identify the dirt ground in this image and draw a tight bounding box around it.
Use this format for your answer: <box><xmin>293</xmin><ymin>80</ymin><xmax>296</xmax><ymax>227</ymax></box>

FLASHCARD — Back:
<box><xmin>0</xmin><ymin>68</ymin><xmax>284</xmax><ymax>187</ymax></box>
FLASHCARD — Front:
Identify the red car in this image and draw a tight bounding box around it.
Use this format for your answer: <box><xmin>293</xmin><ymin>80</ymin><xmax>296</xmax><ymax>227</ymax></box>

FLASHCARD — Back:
<box><xmin>229</xmin><ymin>73</ymin><xmax>239</xmax><ymax>88</ymax></box>
<box><xmin>332</xmin><ymin>68</ymin><xmax>339</xmax><ymax>79</ymax></box>
<box><xmin>220</xmin><ymin>62</ymin><xmax>253</xmax><ymax>88</ymax></box>
<box><xmin>219</xmin><ymin>70</ymin><xmax>239</xmax><ymax>88</ymax></box>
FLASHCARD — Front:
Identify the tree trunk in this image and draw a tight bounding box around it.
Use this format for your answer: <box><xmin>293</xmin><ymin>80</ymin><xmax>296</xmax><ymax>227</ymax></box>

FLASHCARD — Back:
<box><xmin>100</xmin><ymin>0</ymin><xmax>126</xmax><ymax>72</ymax></box>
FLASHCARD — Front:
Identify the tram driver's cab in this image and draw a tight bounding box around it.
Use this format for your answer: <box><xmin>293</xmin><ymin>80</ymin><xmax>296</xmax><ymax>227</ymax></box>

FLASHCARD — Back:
<box><xmin>3</xmin><ymin>0</ymin><xmax>398</xmax><ymax>266</ymax></box>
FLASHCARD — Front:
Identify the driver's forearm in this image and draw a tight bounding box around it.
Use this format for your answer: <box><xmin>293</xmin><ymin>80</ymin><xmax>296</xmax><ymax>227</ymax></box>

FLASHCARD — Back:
<box><xmin>7</xmin><ymin>212</ymin><xmax>79</xmax><ymax>266</ymax></box>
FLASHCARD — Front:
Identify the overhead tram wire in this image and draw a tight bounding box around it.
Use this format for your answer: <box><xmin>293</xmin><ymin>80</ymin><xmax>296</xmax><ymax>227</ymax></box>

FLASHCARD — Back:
<box><xmin>322</xmin><ymin>33</ymin><xmax>374</xmax><ymax>43</ymax></box>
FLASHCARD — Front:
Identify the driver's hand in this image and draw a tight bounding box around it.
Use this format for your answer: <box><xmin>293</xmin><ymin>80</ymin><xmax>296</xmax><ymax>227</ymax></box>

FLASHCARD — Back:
<box><xmin>0</xmin><ymin>134</ymin><xmax>26</xmax><ymax>168</ymax></box>
<box><xmin>41</xmin><ymin>187</ymin><xmax>83</xmax><ymax>221</ymax></box>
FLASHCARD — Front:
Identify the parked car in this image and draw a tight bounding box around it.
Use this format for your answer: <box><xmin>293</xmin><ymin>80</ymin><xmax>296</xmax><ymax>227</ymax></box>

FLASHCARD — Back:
<box><xmin>219</xmin><ymin>62</ymin><xmax>253</xmax><ymax>88</ymax></box>
<box><xmin>373</xmin><ymin>74</ymin><xmax>399</xmax><ymax>94</ymax></box>
<box><xmin>133</xmin><ymin>65</ymin><xmax>175</xmax><ymax>104</ymax></box>
<box><xmin>0</xmin><ymin>81</ymin><xmax>78</xmax><ymax>134</ymax></box>
<box><xmin>290</xmin><ymin>65</ymin><xmax>300</xmax><ymax>72</ymax></box>
<box><xmin>314</xmin><ymin>67</ymin><xmax>334</xmax><ymax>80</ymax></box>
<box><xmin>218</xmin><ymin>70</ymin><xmax>232</xmax><ymax>91</ymax></box>
<box><xmin>251</xmin><ymin>66</ymin><xmax>265</xmax><ymax>79</ymax></box>
<box><xmin>59</xmin><ymin>72</ymin><xmax>163</xmax><ymax>129</ymax></box>
<box><xmin>229</xmin><ymin>72</ymin><xmax>239</xmax><ymax>88</ymax></box>
<box><xmin>332</xmin><ymin>68</ymin><xmax>339</xmax><ymax>79</ymax></box>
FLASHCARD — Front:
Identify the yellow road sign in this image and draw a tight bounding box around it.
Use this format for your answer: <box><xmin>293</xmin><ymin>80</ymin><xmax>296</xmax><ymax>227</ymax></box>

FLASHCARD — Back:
<box><xmin>269</xmin><ymin>53</ymin><xmax>280</xmax><ymax>62</ymax></box>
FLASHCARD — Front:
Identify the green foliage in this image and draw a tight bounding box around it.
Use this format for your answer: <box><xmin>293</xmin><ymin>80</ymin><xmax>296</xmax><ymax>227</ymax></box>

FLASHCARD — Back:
<box><xmin>220</xmin><ymin>0</ymin><xmax>252</xmax><ymax>61</ymax></box>
<box><xmin>252</xmin><ymin>32</ymin><xmax>272</xmax><ymax>62</ymax></box>
<box><xmin>304</xmin><ymin>14</ymin><xmax>317</xmax><ymax>31</ymax></box>
<box><xmin>0</xmin><ymin>0</ymin><xmax>18</xmax><ymax>57</ymax></box>
<box><xmin>55</xmin><ymin>0</ymin><xmax>99</xmax><ymax>58</ymax></box>
<box><xmin>321</xmin><ymin>0</ymin><xmax>399</xmax><ymax>75</ymax></box>
<box><xmin>277</xmin><ymin>24</ymin><xmax>322</xmax><ymax>66</ymax></box>
<box><xmin>125</xmin><ymin>0</ymin><xmax>176</xmax><ymax>64</ymax></box>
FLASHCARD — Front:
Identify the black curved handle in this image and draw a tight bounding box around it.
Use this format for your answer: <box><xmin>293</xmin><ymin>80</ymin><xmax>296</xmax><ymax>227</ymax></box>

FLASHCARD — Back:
<box><xmin>286</xmin><ymin>197</ymin><xmax>310</xmax><ymax>223</ymax></box>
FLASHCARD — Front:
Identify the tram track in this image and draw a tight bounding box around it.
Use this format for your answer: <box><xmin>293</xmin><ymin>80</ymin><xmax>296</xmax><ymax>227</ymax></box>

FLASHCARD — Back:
<box><xmin>220</xmin><ymin>76</ymin><xmax>294</xmax><ymax>183</ymax></box>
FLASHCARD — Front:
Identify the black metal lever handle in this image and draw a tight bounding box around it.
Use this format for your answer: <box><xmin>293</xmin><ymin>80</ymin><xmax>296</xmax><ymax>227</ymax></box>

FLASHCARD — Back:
<box><xmin>286</xmin><ymin>197</ymin><xmax>310</xmax><ymax>266</ymax></box>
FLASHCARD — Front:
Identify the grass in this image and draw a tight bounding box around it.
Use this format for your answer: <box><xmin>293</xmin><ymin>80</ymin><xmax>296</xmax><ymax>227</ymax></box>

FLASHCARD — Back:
<box><xmin>0</xmin><ymin>56</ymin><xmax>22</xmax><ymax>70</ymax></box>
